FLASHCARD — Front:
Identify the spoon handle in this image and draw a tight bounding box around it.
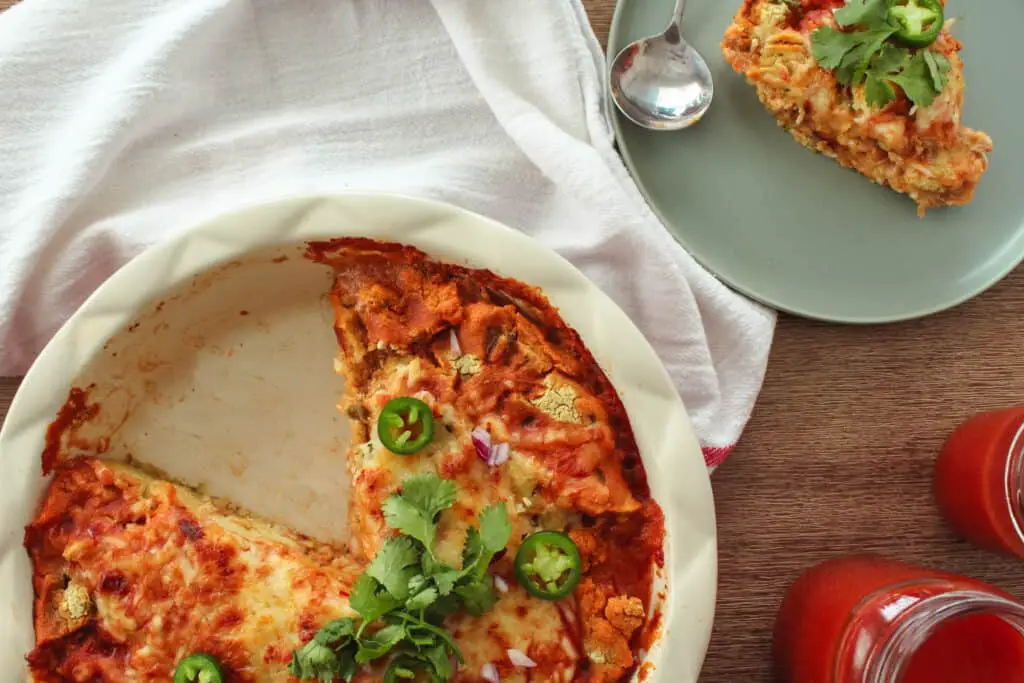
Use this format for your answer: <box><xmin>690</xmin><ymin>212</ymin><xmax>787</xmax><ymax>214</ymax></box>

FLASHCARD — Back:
<box><xmin>666</xmin><ymin>0</ymin><xmax>687</xmax><ymax>43</ymax></box>
<box><xmin>671</xmin><ymin>0</ymin><xmax>687</xmax><ymax>24</ymax></box>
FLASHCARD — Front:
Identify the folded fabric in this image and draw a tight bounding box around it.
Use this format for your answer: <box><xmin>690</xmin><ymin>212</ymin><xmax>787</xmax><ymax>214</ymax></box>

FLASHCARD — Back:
<box><xmin>0</xmin><ymin>0</ymin><xmax>775</xmax><ymax>467</ymax></box>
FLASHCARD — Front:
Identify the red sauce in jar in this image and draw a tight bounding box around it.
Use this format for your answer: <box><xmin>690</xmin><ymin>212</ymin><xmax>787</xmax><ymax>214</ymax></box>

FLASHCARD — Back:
<box><xmin>935</xmin><ymin>407</ymin><xmax>1024</xmax><ymax>558</ymax></box>
<box><xmin>902</xmin><ymin>613</ymin><xmax>1024</xmax><ymax>683</ymax></box>
<box><xmin>774</xmin><ymin>556</ymin><xmax>1024</xmax><ymax>683</ymax></box>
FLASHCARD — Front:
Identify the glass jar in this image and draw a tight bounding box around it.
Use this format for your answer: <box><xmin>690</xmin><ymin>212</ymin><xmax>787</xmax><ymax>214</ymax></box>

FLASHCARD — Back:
<box><xmin>774</xmin><ymin>556</ymin><xmax>1024</xmax><ymax>683</ymax></box>
<box><xmin>935</xmin><ymin>406</ymin><xmax>1024</xmax><ymax>558</ymax></box>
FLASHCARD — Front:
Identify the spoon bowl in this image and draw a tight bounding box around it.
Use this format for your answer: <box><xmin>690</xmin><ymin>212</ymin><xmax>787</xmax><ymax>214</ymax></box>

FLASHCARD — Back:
<box><xmin>609</xmin><ymin>0</ymin><xmax>715</xmax><ymax>131</ymax></box>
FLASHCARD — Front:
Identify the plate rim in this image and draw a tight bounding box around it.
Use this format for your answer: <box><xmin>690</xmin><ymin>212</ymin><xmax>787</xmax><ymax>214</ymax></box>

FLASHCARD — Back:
<box><xmin>607</xmin><ymin>0</ymin><xmax>1024</xmax><ymax>324</ymax></box>
<box><xmin>0</xmin><ymin>191</ymin><xmax>717</xmax><ymax>682</ymax></box>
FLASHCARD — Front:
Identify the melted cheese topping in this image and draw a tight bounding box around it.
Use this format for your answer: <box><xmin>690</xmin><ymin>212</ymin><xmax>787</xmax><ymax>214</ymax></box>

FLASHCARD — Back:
<box><xmin>27</xmin><ymin>459</ymin><xmax>362</xmax><ymax>681</ymax></box>
<box><xmin>450</xmin><ymin>584</ymin><xmax>578</xmax><ymax>683</ymax></box>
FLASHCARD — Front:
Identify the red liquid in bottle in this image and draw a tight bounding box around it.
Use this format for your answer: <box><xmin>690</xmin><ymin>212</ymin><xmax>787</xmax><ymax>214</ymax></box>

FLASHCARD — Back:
<box><xmin>902</xmin><ymin>613</ymin><xmax>1024</xmax><ymax>683</ymax></box>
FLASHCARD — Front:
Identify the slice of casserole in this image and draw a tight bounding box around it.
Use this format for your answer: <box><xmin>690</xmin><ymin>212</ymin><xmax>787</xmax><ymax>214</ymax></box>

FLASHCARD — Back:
<box><xmin>722</xmin><ymin>0</ymin><xmax>992</xmax><ymax>215</ymax></box>
<box><xmin>307</xmin><ymin>238</ymin><xmax>665</xmax><ymax>682</ymax></box>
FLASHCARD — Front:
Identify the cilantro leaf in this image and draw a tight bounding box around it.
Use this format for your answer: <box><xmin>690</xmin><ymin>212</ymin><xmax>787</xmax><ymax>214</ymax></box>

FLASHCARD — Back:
<box><xmin>460</xmin><ymin>527</ymin><xmax>485</xmax><ymax>576</ymax></box>
<box><xmin>382</xmin><ymin>495</ymin><xmax>439</xmax><ymax>551</ymax></box>
<box><xmin>424</xmin><ymin>594</ymin><xmax>463</xmax><ymax>622</ymax></box>
<box><xmin>383</xmin><ymin>658</ymin><xmax>420</xmax><ymax>683</ymax></box>
<box><xmin>356</xmin><ymin>623</ymin><xmax>407</xmax><ymax>664</ymax></box>
<box><xmin>398</xmin><ymin>473</ymin><xmax>457</xmax><ymax>520</ymax></box>
<box><xmin>890</xmin><ymin>50</ymin><xmax>943</xmax><ymax>107</ymax></box>
<box><xmin>454</xmin><ymin>581</ymin><xmax>498</xmax><ymax>616</ymax></box>
<box><xmin>288</xmin><ymin>640</ymin><xmax>341</xmax><ymax>682</ymax></box>
<box><xmin>421</xmin><ymin>555</ymin><xmax>461</xmax><ymax>596</ymax></box>
<box><xmin>834</xmin><ymin>27</ymin><xmax>897</xmax><ymax>85</ymax></box>
<box><xmin>423</xmin><ymin>644</ymin><xmax>455</xmax><ymax>680</ymax></box>
<box><xmin>478</xmin><ymin>504</ymin><xmax>512</xmax><ymax>554</ymax></box>
<box><xmin>811</xmin><ymin>24</ymin><xmax>897</xmax><ymax>85</ymax></box>
<box><xmin>366</xmin><ymin>537</ymin><xmax>420</xmax><ymax>601</ymax></box>
<box><xmin>922</xmin><ymin>49</ymin><xmax>950</xmax><ymax>92</ymax></box>
<box><xmin>834</xmin><ymin>0</ymin><xmax>891</xmax><ymax>27</ymax></box>
<box><xmin>349</xmin><ymin>574</ymin><xmax>402</xmax><ymax>625</ymax></box>
<box><xmin>335</xmin><ymin>651</ymin><xmax>359</xmax><ymax>683</ymax></box>
<box><xmin>407</xmin><ymin>574</ymin><xmax>429</xmax><ymax>597</ymax></box>
<box><xmin>384</xmin><ymin>650</ymin><xmax>449</xmax><ymax>683</ymax></box>
<box><xmin>872</xmin><ymin>43</ymin><xmax>910</xmax><ymax>74</ymax></box>
<box><xmin>459</xmin><ymin>504</ymin><xmax>511</xmax><ymax>581</ymax></box>
<box><xmin>432</xmin><ymin>569</ymin><xmax>461</xmax><ymax>597</ymax></box>
<box><xmin>313</xmin><ymin>618</ymin><xmax>355</xmax><ymax>646</ymax></box>
<box><xmin>406</xmin><ymin>586</ymin><xmax>439</xmax><ymax>612</ymax></box>
<box><xmin>290</xmin><ymin>618</ymin><xmax>358</xmax><ymax>682</ymax></box>
<box><xmin>864</xmin><ymin>73</ymin><xmax>897</xmax><ymax>108</ymax></box>
<box><xmin>381</xmin><ymin>474</ymin><xmax>456</xmax><ymax>552</ymax></box>
<box><xmin>810</xmin><ymin>26</ymin><xmax>859</xmax><ymax>69</ymax></box>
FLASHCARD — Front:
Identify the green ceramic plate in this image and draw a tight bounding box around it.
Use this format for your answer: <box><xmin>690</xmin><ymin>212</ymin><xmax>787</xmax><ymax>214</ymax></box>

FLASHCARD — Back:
<box><xmin>609</xmin><ymin>0</ymin><xmax>1024</xmax><ymax>323</ymax></box>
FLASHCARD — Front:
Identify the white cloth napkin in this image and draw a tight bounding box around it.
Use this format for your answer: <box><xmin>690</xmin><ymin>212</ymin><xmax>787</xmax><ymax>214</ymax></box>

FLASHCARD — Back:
<box><xmin>0</xmin><ymin>0</ymin><xmax>775</xmax><ymax>467</ymax></box>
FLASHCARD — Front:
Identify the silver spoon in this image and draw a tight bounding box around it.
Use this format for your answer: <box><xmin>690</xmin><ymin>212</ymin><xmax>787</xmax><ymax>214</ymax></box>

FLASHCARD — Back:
<box><xmin>609</xmin><ymin>0</ymin><xmax>714</xmax><ymax>130</ymax></box>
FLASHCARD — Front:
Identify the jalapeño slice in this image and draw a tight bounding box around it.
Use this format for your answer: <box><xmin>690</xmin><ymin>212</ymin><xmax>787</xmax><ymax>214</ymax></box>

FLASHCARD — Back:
<box><xmin>514</xmin><ymin>530</ymin><xmax>582</xmax><ymax>601</ymax></box>
<box><xmin>378</xmin><ymin>397</ymin><xmax>435</xmax><ymax>455</ymax></box>
<box><xmin>888</xmin><ymin>0</ymin><xmax>944</xmax><ymax>48</ymax></box>
<box><xmin>174</xmin><ymin>653</ymin><xmax>224</xmax><ymax>683</ymax></box>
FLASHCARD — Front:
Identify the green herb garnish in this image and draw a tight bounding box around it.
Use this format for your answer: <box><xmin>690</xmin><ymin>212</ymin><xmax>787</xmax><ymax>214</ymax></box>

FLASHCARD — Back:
<box><xmin>289</xmin><ymin>474</ymin><xmax>512</xmax><ymax>682</ymax></box>
<box><xmin>809</xmin><ymin>0</ymin><xmax>951</xmax><ymax>109</ymax></box>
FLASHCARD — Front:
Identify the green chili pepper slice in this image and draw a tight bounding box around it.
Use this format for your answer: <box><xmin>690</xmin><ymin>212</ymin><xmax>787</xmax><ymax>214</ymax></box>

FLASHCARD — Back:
<box><xmin>888</xmin><ymin>0</ymin><xmax>944</xmax><ymax>48</ymax></box>
<box><xmin>513</xmin><ymin>530</ymin><xmax>582</xmax><ymax>601</ymax></box>
<box><xmin>173</xmin><ymin>653</ymin><xmax>223</xmax><ymax>683</ymax></box>
<box><xmin>377</xmin><ymin>397</ymin><xmax>435</xmax><ymax>455</ymax></box>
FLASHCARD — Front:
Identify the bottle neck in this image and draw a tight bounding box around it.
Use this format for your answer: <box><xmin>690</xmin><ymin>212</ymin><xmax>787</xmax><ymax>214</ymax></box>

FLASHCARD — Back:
<box><xmin>864</xmin><ymin>590</ymin><xmax>1024</xmax><ymax>683</ymax></box>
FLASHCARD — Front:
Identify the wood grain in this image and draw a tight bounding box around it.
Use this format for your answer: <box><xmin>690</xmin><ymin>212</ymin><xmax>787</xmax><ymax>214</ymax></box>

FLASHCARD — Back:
<box><xmin>2</xmin><ymin>0</ymin><xmax>1022</xmax><ymax>681</ymax></box>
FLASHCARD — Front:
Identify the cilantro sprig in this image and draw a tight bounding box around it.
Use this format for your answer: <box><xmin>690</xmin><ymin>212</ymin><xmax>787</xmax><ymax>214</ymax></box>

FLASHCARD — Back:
<box><xmin>289</xmin><ymin>473</ymin><xmax>512</xmax><ymax>682</ymax></box>
<box><xmin>808</xmin><ymin>0</ymin><xmax>950</xmax><ymax>109</ymax></box>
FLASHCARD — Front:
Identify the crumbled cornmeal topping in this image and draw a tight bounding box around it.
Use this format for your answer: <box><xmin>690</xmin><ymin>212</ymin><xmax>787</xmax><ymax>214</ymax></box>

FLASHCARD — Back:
<box><xmin>451</xmin><ymin>353</ymin><xmax>483</xmax><ymax>377</ymax></box>
<box><xmin>58</xmin><ymin>581</ymin><xmax>91</xmax><ymax>625</ymax></box>
<box><xmin>531</xmin><ymin>379</ymin><xmax>582</xmax><ymax>424</ymax></box>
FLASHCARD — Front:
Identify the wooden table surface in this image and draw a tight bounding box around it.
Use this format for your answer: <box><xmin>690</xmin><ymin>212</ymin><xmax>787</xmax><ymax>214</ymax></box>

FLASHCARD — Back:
<box><xmin>2</xmin><ymin>0</ymin><xmax>1022</xmax><ymax>680</ymax></box>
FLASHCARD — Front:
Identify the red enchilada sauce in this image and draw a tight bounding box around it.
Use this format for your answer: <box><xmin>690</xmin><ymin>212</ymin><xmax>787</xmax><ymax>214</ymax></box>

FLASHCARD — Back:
<box><xmin>775</xmin><ymin>556</ymin><xmax>1024</xmax><ymax>683</ymax></box>
<box><xmin>935</xmin><ymin>406</ymin><xmax>1024</xmax><ymax>558</ymax></box>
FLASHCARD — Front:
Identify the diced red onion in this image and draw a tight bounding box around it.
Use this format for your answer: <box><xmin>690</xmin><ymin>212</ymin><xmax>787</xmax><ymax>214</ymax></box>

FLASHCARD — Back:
<box><xmin>481</xmin><ymin>663</ymin><xmax>500</xmax><ymax>683</ymax></box>
<box><xmin>488</xmin><ymin>442</ymin><xmax>509</xmax><ymax>467</ymax></box>
<box><xmin>471</xmin><ymin>427</ymin><xmax>491</xmax><ymax>462</ymax></box>
<box><xmin>493</xmin><ymin>575</ymin><xmax>510</xmax><ymax>593</ymax></box>
<box><xmin>472</xmin><ymin>426</ymin><xmax>509</xmax><ymax>467</ymax></box>
<box><xmin>557</xmin><ymin>601</ymin><xmax>577</xmax><ymax>625</ymax></box>
<box><xmin>507</xmin><ymin>649</ymin><xmax>537</xmax><ymax>668</ymax></box>
<box><xmin>449</xmin><ymin>329</ymin><xmax>462</xmax><ymax>356</ymax></box>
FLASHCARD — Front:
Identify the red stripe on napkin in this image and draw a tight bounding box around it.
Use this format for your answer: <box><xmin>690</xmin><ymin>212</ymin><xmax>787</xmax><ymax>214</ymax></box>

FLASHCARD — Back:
<box><xmin>702</xmin><ymin>445</ymin><xmax>734</xmax><ymax>470</ymax></box>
